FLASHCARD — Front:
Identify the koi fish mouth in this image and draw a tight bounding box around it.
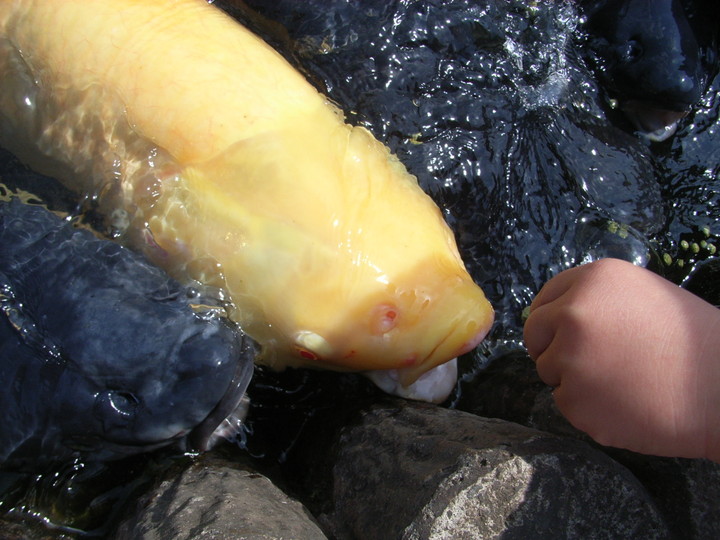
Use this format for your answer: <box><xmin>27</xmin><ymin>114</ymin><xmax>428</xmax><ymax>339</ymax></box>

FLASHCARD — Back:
<box><xmin>364</xmin><ymin>314</ymin><xmax>494</xmax><ymax>404</ymax></box>
<box><xmin>619</xmin><ymin>99</ymin><xmax>690</xmax><ymax>142</ymax></box>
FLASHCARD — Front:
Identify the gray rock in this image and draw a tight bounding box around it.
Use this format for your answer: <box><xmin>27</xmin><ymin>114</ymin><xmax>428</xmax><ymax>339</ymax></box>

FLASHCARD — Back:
<box><xmin>112</xmin><ymin>454</ymin><xmax>327</xmax><ymax>540</ymax></box>
<box><xmin>317</xmin><ymin>400</ymin><xmax>670</xmax><ymax>539</ymax></box>
<box><xmin>601</xmin><ymin>451</ymin><xmax>720</xmax><ymax>540</ymax></box>
<box><xmin>0</xmin><ymin>517</ymin><xmax>61</xmax><ymax>539</ymax></box>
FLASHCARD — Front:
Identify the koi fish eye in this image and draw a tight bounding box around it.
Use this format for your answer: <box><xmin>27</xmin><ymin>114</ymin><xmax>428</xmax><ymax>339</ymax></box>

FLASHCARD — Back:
<box><xmin>620</xmin><ymin>38</ymin><xmax>644</xmax><ymax>64</ymax></box>
<box><xmin>95</xmin><ymin>390</ymin><xmax>140</xmax><ymax>423</ymax></box>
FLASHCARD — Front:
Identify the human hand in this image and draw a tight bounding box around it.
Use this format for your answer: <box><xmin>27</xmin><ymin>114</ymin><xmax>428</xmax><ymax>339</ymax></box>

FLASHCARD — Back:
<box><xmin>524</xmin><ymin>258</ymin><xmax>720</xmax><ymax>461</ymax></box>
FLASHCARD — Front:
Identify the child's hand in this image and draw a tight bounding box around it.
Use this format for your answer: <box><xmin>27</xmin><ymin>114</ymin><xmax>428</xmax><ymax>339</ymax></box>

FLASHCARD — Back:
<box><xmin>524</xmin><ymin>258</ymin><xmax>720</xmax><ymax>461</ymax></box>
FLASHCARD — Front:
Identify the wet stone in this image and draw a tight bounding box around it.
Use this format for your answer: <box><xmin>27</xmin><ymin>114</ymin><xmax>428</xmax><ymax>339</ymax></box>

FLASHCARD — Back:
<box><xmin>601</xmin><ymin>451</ymin><xmax>720</xmax><ymax>540</ymax></box>
<box><xmin>111</xmin><ymin>454</ymin><xmax>327</xmax><ymax>540</ymax></box>
<box><xmin>0</xmin><ymin>517</ymin><xmax>62</xmax><ymax>540</ymax></box>
<box><xmin>315</xmin><ymin>400</ymin><xmax>670</xmax><ymax>539</ymax></box>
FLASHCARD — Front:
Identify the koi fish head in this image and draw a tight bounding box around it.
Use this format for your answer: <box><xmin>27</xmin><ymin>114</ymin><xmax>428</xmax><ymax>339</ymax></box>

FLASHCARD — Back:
<box><xmin>175</xmin><ymin>115</ymin><xmax>493</xmax><ymax>402</ymax></box>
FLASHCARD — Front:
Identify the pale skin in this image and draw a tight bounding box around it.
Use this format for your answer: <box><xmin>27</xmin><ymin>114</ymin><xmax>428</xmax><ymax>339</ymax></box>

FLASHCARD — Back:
<box><xmin>523</xmin><ymin>258</ymin><xmax>720</xmax><ymax>462</ymax></box>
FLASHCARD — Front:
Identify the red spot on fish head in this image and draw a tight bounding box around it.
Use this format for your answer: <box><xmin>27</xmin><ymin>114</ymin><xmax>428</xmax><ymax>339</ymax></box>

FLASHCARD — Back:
<box><xmin>401</xmin><ymin>355</ymin><xmax>417</xmax><ymax>368</ymax></box>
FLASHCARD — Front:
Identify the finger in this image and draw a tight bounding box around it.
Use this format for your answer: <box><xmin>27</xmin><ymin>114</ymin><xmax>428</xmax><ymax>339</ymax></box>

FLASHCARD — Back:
<box><xmin>525</xmin><ymin>303</ymin><xmax>585</xmax><ymax>387</ymax></box>
<box><xmin>531</xmin><ymin>331</ymin><xmax>566</xmax><ymax>388</ymax></box>
<box><xmin>529</xmin><ymin>263</ymin><xmax>589</xmax><ymax>313</ymax></box>
<box><xmin>551</xmin><ymin>382</ymin><xmax>613</xmax><ymax>446</ymax></box>
<box><xmin>523</xmin><ymin>301</ymin><xmax>558</xmax><ymax>363</ymax></box>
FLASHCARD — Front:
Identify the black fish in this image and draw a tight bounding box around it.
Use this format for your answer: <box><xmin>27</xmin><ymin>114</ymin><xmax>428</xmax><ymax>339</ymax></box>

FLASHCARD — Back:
<box><xmin>0</xmin><ymin>198</ymin><xmax>254</xmax><ymax>470</ymax></box>
<box><xmin>581</xmin><ymin>0</ymin><xmax>718</xmax><ymax>140</ymax></box>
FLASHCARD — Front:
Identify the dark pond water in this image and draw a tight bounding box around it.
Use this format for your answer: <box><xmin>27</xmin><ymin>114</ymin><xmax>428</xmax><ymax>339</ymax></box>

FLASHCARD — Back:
<box><xmin>1</xmin><ymin>0</ymin><xmax>718</xmax><ymax>535</ymax></box>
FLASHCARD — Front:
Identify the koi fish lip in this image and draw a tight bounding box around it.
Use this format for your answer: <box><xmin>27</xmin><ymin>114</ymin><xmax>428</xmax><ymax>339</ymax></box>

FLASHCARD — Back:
<box><xmin>619</xmin><ymin>99</ymin><xmax>690</xmax><ymax>141</ymax></box>
<box><xmin>365</xmin><ymin>358</ymin><xmax>459</xmax><ymax>404</ymax></box>
<box><xmin>187</xmin><ymin>351</ymin><xmax>255</xmax><ymax>452</ymax></box>
<box><xmin>439</xmin><ymin>303</ymin><xmax>495</xmax><ymax>362</ymax></box>
<box><xmin>454</xmin><ymin>316</ymin><xmax>494</xmax><ymax>357</ymax></box>
<box><xmin>364</xmin><ymin>306</ymin><xmax>494</xmax><ymax>403</ymax></box>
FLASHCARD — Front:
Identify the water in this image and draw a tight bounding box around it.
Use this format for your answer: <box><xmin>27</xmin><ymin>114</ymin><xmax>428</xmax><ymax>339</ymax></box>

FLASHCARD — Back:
<box><xmin>1</xmin><ymin>0</ymin><xmax>719</xmax><ymax>535</ymax></box>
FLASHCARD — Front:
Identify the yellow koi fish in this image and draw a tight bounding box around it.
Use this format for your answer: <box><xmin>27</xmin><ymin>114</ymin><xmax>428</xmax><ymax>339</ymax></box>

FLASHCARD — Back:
<box><xmin>0</xmin><ymin>0</ymin><xmax>493</xmax><ymax>401</ymax></box>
